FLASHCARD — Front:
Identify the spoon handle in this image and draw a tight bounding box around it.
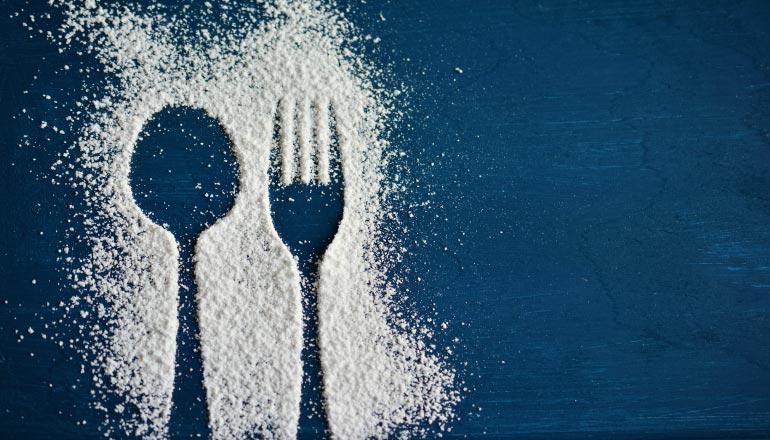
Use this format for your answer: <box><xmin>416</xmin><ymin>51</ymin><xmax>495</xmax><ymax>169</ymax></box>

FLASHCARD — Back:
<box><xmin>168</xmin><ymin>237</ymin><xmax>211</xmax><ymax>437</ymax></box>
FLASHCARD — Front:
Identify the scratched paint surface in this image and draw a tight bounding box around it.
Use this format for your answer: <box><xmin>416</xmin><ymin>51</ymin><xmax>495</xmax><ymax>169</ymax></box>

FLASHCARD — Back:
<box><xmin>2</xmin><ymin>0</ymin><xmax>770</xmax><ymax>438</ymax></box>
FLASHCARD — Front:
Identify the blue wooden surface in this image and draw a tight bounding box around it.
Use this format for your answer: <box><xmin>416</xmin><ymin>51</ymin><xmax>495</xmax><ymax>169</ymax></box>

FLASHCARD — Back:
<box><xmin>2</xmin><ymin>0</ymin><xmax>770</xmax><ymax>438</ymax></box>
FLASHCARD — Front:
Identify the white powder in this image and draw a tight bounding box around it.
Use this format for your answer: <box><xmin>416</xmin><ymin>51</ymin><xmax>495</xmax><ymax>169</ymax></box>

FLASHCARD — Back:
<box><xmin>45</xmin><ymin>0</ymin><xmax>459</xmax><ymax>438</ymax></box>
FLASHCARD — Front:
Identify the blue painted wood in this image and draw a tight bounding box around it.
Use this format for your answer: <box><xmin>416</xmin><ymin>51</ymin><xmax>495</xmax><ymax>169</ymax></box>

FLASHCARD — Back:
<box><xmin>1</xmin><ymin>1</ymin><xmax>769</xmax><ymax>438</ymax></box>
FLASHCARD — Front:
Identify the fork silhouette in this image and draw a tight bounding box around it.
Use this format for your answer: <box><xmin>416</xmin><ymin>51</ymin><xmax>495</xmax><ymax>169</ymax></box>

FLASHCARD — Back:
<box><xmin>268</xmin><ymin>97</ymin><xmax>343</xmax><ymax>438</ymax></box>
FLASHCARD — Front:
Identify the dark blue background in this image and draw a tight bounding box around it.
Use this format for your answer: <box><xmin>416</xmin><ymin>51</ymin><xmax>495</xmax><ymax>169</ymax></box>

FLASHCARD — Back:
<box><xmin>2</xmin><ymin>0</ymin><xmax>770</xmax><ymax>438</ymax></box>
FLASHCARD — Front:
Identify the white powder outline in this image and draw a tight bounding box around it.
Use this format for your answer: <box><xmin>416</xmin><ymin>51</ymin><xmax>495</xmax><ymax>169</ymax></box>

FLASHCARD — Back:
<box><xmin>44</xmin><ymin>1</ymin><xmax>461</xmax><ymax>438</ymax></box>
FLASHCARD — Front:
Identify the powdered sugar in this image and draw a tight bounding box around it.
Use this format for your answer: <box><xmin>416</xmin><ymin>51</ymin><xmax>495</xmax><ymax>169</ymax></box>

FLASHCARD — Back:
<box><xmin>45</xmin><ymin>0</ymin><xmax>459</xmax><ymax>438</ymax></box>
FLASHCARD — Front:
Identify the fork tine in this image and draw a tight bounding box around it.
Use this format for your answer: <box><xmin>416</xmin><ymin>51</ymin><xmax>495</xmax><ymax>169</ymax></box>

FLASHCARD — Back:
<box><xmin>314</xmin><ymin>97</ymin><xmax>331</xmax><ymax>185</ymax></box>
<box><xmin>297</xmin><ymin>97</ymin><xmax>313</xmax><ymax>184</ymax></box>
<box><xmin>278</xmin><ymin>97</ymin><xmax>296</xmax><ymax>185</ymax></box>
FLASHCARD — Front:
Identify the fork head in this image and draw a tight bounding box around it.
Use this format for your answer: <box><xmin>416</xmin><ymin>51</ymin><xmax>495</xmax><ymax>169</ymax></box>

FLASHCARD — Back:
<box><xmin>274</xmin><ymin>96</ymin><xmax>335</xmax><ymax>186</ymax></box>
<box><xmin>268</xmin><ymin>95</ymin><xmax>344</xmax><ymax>257</ymax></box>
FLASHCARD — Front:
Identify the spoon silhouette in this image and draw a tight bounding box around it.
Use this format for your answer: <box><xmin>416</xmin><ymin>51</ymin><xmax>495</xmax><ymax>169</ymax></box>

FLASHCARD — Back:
<box><xmin>129</xmin><ymin>106</ymin><xmax>239</xmax><ymax>438</ymax></box>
